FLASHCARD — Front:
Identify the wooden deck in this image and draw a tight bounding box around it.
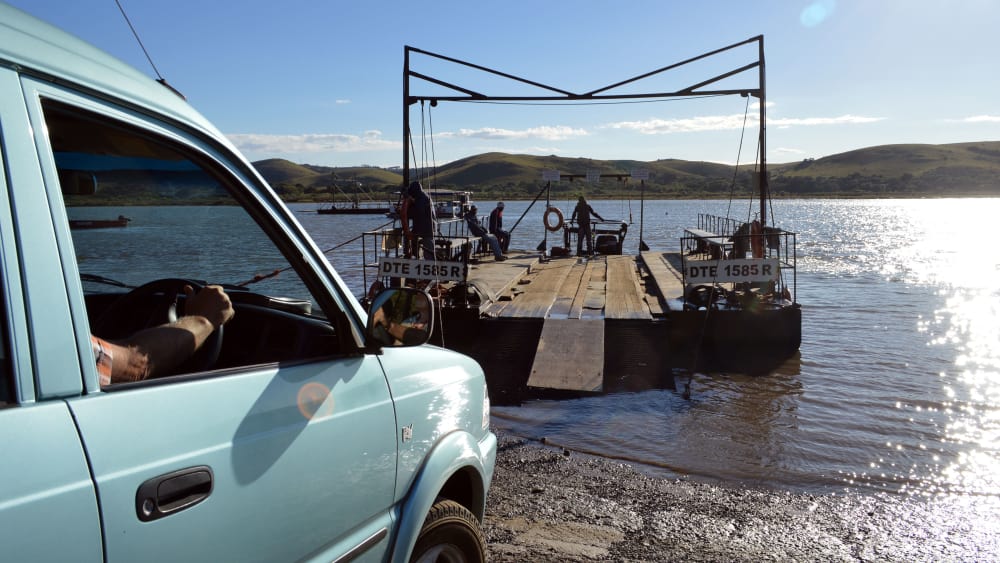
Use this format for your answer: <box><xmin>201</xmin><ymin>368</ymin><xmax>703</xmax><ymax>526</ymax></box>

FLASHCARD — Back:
<box><xmin>460</xmin><ymin>251</ymin><xmax>675</xmax><ymax>392</ymax></box>
<box><xmin>479</xmin><ymin>254</ymin><xmax>660</xmax><ymax>320</ymax></box>
<box><xmin>435</xmin><ymin>248</ymin><xmax>798</xmax><ymax>400</ymax></box>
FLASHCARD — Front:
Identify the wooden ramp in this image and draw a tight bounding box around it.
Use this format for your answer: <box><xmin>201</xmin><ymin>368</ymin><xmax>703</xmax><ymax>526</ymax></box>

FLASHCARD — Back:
<box><xmin>462</xmin><ymin>252</ymin><xmax>666</xmax><ymax>393</ymax></box>
<box><xmin>439</xmin><ymin>248</ymin><xmax>792</xmax><ymax>398</ymax></box>
<box><xmin>521</xmin><ymin>256</ymin><xmax>655</xmax><ymax>391</ymax></box>
<box><xmin>527</xmin><ymin>319</ymin><xmax>604</xmax><ymax>391</ymax></box>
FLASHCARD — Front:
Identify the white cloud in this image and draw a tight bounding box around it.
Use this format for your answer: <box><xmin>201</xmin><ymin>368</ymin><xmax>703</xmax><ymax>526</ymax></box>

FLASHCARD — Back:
<box><xmin>438</xmin><ymin>125</ymin><xmax>588</xmax><ymax>141</ymax></box>
<box><xmin>606</xmin><ymin>113</ymin><xmax>883</xmax><ymax>134</ymax></box>
<box><xmin>962</xmin><ymin>115</ymin><xmax>1000</xmax><ymax>123</ymax></box>
<box><xmin>226</xmin><ymin>131</ymin><xmax>398</xmax><ymax>154</ymax></box>
<box><xmin>770</xmin><ymin>115</ymin><xmax>884</xmax><ymax>126</ymax></box>
<box><xmin>335</xmin><ymin>99</ymin><xmax>351</xmax><ymax>105</ymax></box>
<box><xmin>775</xmin><ymin>147</ymin><xmax>806</xmax><ymax>155</ymax></box>
<box><xmin>607</xmin><ymin>115</ymin><xmax>748</xmax><ymax>134</ymax></box>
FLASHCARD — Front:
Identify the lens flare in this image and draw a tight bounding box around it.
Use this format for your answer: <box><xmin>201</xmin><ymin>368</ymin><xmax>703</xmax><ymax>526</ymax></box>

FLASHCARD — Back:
<box><xmin>800</xmin><ymin>0</ymin><xmax>836</xmax><ymax>27</ymax></box>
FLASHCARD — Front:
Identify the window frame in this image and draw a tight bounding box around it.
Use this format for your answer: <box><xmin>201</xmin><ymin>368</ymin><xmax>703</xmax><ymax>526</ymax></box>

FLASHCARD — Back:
<box><xmin>22</xmin><ymin>78</ymin><xmax>369</xmax><ymax>393</ymax></box>
<box><xmin>0</xmin><ymin>123</ymin><xmax>14</xmax><ymax>407</ymax></box>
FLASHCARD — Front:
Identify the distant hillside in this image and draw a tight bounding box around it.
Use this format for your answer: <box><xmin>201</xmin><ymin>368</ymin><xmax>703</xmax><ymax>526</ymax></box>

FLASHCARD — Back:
<box><xmin>252</xmin><ymin>159</ymin><xmax>404</xmax><ymax>201</ymax></box>
<box><xmin>253</xmin><ymin>141</ymin><xmax>1000</xmax><ymax>200</ymax></box>
<box><xmin>770</xmin><ymin>141</ymin><xmax>1000</xmax><ymax>196</ymax></box>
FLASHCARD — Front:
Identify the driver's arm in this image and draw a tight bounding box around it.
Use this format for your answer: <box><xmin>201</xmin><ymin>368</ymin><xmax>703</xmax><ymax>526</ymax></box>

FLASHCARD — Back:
<box><xmin>96</xmin><ymin>285</ymin><xmax>234</xmax><ymax>385</ymax></box>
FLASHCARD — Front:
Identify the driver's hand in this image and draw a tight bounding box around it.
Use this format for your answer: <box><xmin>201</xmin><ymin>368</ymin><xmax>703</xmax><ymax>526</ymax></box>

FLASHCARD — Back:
<box><xmin>183</xmin><ymin>285</ymin><xmax>234</xmax><ymax>330</ymax></box>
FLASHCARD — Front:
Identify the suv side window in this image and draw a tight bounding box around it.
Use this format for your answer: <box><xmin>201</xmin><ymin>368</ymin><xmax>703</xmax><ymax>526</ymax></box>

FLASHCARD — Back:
<box><xmin>43</xmin><ymin>99</ymin><xmax>348</xmax><ymax>383</ymax></box>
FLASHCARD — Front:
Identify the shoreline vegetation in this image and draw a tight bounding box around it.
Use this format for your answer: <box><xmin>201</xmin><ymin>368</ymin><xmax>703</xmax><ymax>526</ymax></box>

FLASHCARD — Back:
<box><xmin>63</xmin><ymin>142</ymin><xmax>999</xmax><ymax>205</ymax></box>
<box><xmin>64</xmin><ymin>192</ymin><xmax>1000</xmax><ymax>208</ymax></box>
<box><xmin>256</xmin><ymin>141</ymin><xmax>1000</xmax><ymax>203</ymax></box>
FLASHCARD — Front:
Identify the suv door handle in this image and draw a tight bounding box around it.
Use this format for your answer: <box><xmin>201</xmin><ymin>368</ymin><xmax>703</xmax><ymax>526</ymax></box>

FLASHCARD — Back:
<box><xmin>135</xmin><ymin>465</ymin><xmax>214</xmax><ymax>522</ymax></box>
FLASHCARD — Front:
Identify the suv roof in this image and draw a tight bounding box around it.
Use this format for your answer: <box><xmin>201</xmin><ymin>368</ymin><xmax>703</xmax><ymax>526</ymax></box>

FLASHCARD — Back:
<box><xmin>0</xmin><ymin>3</ymin><xmax>225</xmax><ymax>149</ymax></box>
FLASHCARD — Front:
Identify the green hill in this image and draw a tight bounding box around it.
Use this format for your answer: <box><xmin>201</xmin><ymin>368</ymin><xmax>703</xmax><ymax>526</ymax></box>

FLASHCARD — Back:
<box><xmin>770</xmin><ymin>141</ymin><xmax>1000</xmax><ymax>196</ymax></box>
<box><xmin>252</xmin><ymin>159</ymin><xmax>404</xmax><ymax>202</ymax></box>
<box><xmin>252</xmin><ymin>159</ymin><xmax>320</xmax><ymax>185</ymax></box>
<box><xmin>253</xmin><ymin>141</ymin><xmax>1000</xmax><ymax>200</ymax></box>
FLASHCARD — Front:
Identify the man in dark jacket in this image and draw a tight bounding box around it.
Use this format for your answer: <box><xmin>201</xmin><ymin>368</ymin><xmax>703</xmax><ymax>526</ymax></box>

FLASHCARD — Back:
<box><xmin>488</xmin><ymin>201</ymin><xmax>510</xmax><ymax>252</ymax></box>
<box><xmin>403</xmin><ymin>181</ymin><xmax>435</xmax><ymax>259</ymax></box>
<box><xmin>570</xmin><ymin>196</ymin><xmax>604</xmax><ymax>256</ymax></box>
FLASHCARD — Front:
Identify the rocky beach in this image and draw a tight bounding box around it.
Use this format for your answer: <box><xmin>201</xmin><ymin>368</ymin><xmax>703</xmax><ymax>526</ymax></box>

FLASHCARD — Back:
<box><xmin>483</xmin><ymin>431</ymin><xmax>1000</xmax><ymax>562</ymax></box>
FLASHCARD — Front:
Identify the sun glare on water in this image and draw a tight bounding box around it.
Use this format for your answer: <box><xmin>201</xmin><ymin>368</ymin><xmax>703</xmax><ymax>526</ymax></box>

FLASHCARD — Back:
<box><xmin>893</xmin><ymin>199</ymin><xmax>1000</xmax><ymax>496</ymax></box>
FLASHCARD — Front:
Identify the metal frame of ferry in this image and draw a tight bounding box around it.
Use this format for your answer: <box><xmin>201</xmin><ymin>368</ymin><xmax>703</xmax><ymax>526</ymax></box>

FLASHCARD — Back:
<box><xmin>363</xmin><ymin>36</ymin><xmax>800</xmax><ymax>398</ymax></box>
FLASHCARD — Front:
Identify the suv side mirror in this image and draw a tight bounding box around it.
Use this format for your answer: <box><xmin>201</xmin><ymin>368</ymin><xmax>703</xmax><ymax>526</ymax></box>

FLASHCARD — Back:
<box><xmin>366</xmin><ymin>287</ymin><xmax>434</xmax><ymax>347</ymax></box>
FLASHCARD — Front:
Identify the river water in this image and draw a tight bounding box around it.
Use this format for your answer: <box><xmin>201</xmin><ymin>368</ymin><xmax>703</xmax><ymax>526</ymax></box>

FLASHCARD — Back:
<box><xmin>293</xmin><ymin>197</ymin><xmax>1000</xmax><ymax>499</ymax></box>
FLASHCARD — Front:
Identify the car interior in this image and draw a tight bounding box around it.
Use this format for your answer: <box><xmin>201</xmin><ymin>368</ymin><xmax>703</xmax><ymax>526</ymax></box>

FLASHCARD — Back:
<box><xmin>44</xmin><ymin>99</ymin><xmax>351</xmax><ymax>381</ymax></box>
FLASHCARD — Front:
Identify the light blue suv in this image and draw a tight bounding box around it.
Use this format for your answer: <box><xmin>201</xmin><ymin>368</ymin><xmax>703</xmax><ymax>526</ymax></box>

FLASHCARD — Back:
<box><xmin>0</xmin><ymin>4</ymin><xmax>495</xmax><ymax>562</ymax></box>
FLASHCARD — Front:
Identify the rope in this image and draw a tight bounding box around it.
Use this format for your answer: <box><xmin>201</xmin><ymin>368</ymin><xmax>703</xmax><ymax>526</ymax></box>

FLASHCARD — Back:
<box><xmin>428</xmin><ymin>103</ymin><xmax>439</xmax><ymax>188</ymax></box>
<box><xmin>235</xmin><ymin>218</ymin><xmax>395</xmax><ymax>287</ymax></box>
<box><xmin>684</xmin><ymin>95</ymin><xmax>753</xmax><ymax>400</ymax></box>
<box><xmin>407</xmin><ymin>126</ymin><xmax>419</xmax><ymax>184</ymax></box>
<box><xmin>399</xmin><ymin>102</ymin><xmax>452</xmax><ymax>345</ymax></box>
<box><xmin>420</xmin><ymin>102</ymin><xmax>427</xmax><ymax>185</ymax></box>
<box><xmin>725</xmin><ymin>94</ymin><xmax>752</xmax><ymax>223</ymax></box>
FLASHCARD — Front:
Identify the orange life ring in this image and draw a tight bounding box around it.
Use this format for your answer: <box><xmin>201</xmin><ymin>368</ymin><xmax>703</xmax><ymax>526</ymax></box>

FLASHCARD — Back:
<box><xmin>543</xmin><ymin>206</ymin><xmax>564</xmax><ymax>232</ymax></box>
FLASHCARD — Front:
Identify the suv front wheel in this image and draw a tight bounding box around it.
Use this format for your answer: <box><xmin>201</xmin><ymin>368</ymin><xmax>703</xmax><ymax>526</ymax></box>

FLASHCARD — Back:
<box><xmin>410</xmin><ymin>500</ymin><xmax>486</xmax><ymax>563</ymax></box>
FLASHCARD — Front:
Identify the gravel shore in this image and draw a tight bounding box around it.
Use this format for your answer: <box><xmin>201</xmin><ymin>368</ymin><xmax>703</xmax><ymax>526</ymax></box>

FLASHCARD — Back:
<box><xmin>483</xmin><ymin>431</ymin><xmax>1000</xmax><ymax>562</ymax></box>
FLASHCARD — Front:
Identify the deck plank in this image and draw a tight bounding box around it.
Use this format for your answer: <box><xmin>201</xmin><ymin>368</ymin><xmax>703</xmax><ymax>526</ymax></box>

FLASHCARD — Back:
<box><xmin>497</xmin><ymin>258</ymin><xmax>575</xmax><ymax>318</ymax></box>
<box><xmin>640</xmin><ymin>251</ymin><xmax>685</xmax><ymax>311</ymax></box>
<box><xmin>569</xmin><ymin>259</ymin><xmax>601</xmax><ymax>319</ymax></box>
<box><xmin>581</xmin><ymin>260</ymin><xmax>606</xmax><ymax>320</ymax></box>
<box><xmin>548</xmin><ymin>260</ymin><xmax>589</xmax><ymax>319</ymax></box>
<box><xmin>470</xmin><ymin>252</ymin><xmax>539</xmax><ymax>317</ymax></box>
<box><xmin>606</xmin><ymin>255</ymin><xmax>652</xmax><ymax>319</ymax></box>
<box><xmin>466</xmin><ymin>252</ymin><xmax>538</xmax><ymax>298</ymax></box>
<box><xmin>527</xmin><ymin>319</ymin><xmax>604</xmax><ymax>391</ymax></box>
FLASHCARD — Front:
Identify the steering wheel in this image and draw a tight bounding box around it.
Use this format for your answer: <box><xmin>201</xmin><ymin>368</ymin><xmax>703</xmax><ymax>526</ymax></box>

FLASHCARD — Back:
<box><xmin>92</xmin><ymin>278</ymin><xmax>223</xmax><ymax>375</ymax></box>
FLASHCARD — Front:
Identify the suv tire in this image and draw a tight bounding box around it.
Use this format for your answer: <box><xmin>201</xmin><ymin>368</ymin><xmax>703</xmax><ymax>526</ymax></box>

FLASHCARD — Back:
<box><xmin>410</xmin><ymin>499</ymin><xmax>486</xmax><ymax>563</ymax></box>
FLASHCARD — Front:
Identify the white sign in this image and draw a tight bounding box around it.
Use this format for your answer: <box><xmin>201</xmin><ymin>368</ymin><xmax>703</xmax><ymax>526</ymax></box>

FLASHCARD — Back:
<box><xmin>684</xmin><ymin>258</ymin><xmax>779</xmax><ymax>284</ymax></box>
<box><xmin>631</xmin><ymin>168</ymin><xmax>649</xmax><ymax>180</ymax></box>
<box><xmin>542</xmin><ymin>169</ymin><xmax>561</xmax><ymax>182</ymax></box>
<box><xmin>379</xmin><ymin>257</ymin><xmax>468</xmax><ymax>282</ymax></box>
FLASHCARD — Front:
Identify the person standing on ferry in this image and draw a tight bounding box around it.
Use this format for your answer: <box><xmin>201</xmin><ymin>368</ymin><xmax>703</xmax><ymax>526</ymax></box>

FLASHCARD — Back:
<box><xmin>401</xmin><ymin>181</ymin><xmax>436</xmax><ymax>259</ymax></box>
<box><xmin>488</xmin><ymin>201</ymin><xmax>510</xmax><ymax>253</ymax></box>
<box><xmin>570</xmin><ymin>195</ymin><xmax>604</xmax><ymax>256</ymax></box>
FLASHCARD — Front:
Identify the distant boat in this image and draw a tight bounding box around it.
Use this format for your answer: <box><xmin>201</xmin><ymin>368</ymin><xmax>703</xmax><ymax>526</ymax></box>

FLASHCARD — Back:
<box><xmin>428</xmin><ymin>190</ymin><xmax>474</xmax><ymax>219</ymax></box>
<box><xmin>384</xmin><ymin>190</ymin><xmax>475</xmax><ymax>222</ymax></box>
<box><xmin>69</xmin><ymin>215</ymin><xmax>131</xmax><ymax>229</ymax></box>
<box><xmin>317</xmin><ymin>202</ymin><xmax>391</xmax><ymax>215</ymax></box>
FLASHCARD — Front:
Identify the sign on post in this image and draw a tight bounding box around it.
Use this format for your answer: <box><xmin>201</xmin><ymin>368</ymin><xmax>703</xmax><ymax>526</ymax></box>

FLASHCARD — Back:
<box><xmin>684</xmin><ymin>258</ymin><xmax>780</xmax><ymax>284</ymax></box>
<box><xmin>541</xmin><ymin>169</ymin><xmax>561</xmax><ymax>182</ymax></box>
<box><xmin>379</xmin><ymin>257</ymin><xmax>468</xmax><ymax>282</ymax></box>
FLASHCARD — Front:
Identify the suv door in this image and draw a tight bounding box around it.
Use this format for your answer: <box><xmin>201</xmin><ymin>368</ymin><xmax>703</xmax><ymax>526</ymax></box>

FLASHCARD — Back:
<box><xmin>0</xmin><ymin>66</ymin><xmax>104</xmax><ymax>562</ymax></box>
<box><xmin>19</xmin><ymin>79</ymin><xmax>399</xmax><ymax>562</ymax></box>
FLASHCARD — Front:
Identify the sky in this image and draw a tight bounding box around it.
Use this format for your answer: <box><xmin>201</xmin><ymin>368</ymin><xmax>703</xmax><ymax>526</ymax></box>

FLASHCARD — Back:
<box><xmin>8</xmin><ymin>1</ymin><xmax>1000</xmax><ymax>169</ymax></box>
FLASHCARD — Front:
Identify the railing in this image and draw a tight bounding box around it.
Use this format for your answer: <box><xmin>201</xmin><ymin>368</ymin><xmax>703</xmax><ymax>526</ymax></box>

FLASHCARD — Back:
<box><xmin>360</xmin><ymin>215</ymin><xmax>478</xmax><ymax>300</ymax></box>
<box><xmin>696</xmin><ymin>213</ymin><xmax>743</xmax><ymax>237</ymax></box>
<box><xmin>680</xmin><ymin>214</ymin><xmax>797</xmax><ymax>307</ymax></box>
